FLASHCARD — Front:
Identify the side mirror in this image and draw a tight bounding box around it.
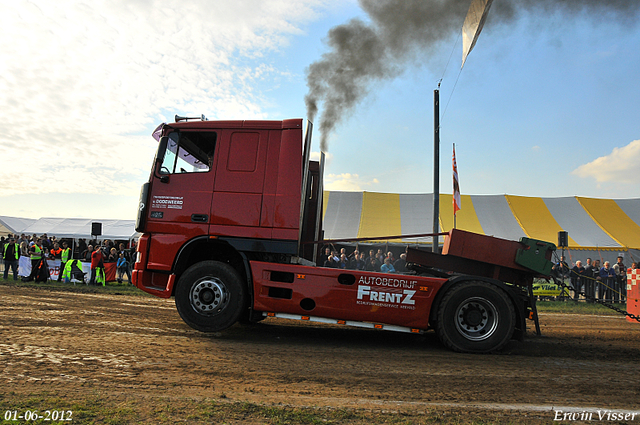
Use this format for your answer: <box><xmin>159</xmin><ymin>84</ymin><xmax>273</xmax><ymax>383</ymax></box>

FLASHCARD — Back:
<box><xmin>154</xmin><ymin>136</ymin><xmax>170</xmax><ymax>183</ymax></box>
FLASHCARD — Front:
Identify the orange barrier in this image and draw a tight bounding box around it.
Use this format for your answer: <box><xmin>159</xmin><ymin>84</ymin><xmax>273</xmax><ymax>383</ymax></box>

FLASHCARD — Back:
<box><xmin>627</xmin><ymin>268</ymin><xmax>639</xmax><ymax>323</ymax></box>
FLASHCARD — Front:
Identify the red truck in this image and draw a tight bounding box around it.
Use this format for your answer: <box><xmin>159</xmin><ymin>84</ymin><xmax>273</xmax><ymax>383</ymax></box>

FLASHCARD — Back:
<box><xmin>133</xmin><ymin>117</ymin><xmax>555</xmax><ymax>353</ymax></box>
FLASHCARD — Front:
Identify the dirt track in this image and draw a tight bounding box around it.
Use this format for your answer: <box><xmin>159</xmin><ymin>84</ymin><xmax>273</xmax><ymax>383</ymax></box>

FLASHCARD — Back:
<box><xmin>1</xmin><ymin>284</ymin><xmax>639</xmax><ymax>424</ymax></box>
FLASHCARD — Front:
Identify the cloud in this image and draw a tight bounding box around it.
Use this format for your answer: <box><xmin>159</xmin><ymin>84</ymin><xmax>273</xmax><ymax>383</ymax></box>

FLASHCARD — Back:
<box><xmin>572</xmin><ymin>139</ymin><xmax>640</xmax><ymax>183</ymax></box>
<box><xmin>324</xmin><ymin>173</ymin><xmax>379</xmax><ymax>191</ymax></box>
<box><xmin>0</xmin><ymin>0</ymin><xmax>333</xmax><ymax>198</ymax></box>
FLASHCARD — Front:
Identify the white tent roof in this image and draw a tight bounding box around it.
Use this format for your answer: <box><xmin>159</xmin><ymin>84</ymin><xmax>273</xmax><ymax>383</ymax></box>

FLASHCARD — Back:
<box><xmin>0</xmin><ymin>216</ymin><xmax>37</xmax><ymax>235</ymax></box>
<box><xmin>1</xmin><ymin>216</ymin><xmax>137</xmax><ymax>240</ymax></box>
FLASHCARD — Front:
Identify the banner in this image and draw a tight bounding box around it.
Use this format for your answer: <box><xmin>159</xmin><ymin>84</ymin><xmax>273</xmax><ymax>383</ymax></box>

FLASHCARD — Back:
<box><xmin>48</xmin><ymin>260</ymin><xmax>61</xmax><ymax>280</ymax></box>
<box><xmin>18</xmin><ymin>257</ymin><xmax>31</xmax><ymax>277</ymax></box>
<box><xmin>532</xmin><ymin>281</ymin><xmax>570</xmax><ymax>297</ymax></box>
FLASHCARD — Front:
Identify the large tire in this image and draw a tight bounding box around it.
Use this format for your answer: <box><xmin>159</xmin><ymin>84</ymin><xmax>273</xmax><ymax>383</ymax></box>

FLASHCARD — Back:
<box><xmin>175</xmin><ymin>261</ymin><xmax>246</xmax><ymax>332</ymax></box>
<box><xmin>435</xmin><ymin>281</ymin><xmax>515</xmax><ymax>353</ymax></box>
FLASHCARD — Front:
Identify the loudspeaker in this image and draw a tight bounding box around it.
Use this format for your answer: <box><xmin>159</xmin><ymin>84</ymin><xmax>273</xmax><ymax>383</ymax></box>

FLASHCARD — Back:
<box><xmin>558</xmin><ymin>231</ymin><xmax>568</xmax><ymax>248</ymax></box>
<box><xmin>92</xmin><ymin>222</ymin><xmax>102</xmax><ymax>237</ymax></box>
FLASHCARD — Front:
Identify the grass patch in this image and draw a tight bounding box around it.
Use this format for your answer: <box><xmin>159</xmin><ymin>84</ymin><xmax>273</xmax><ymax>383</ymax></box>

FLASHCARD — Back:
<box><xmin>535</xmin><ymin>299</ymin><xmax>623</xmax><ymax>316</ymax></box>
<box><xmin>0</xmin><ymin>392</ymin><xmax>549</xmax><ymax>424</ymax></box>
<box><xmin>0</xmin><ymin>276</ymin><xmax>148</xmax><ymax>296</ymax></box>
<box><xmin>0</xmin><ymin>393</ymin><xmax>99</xmax><ymax>424</ymax></box>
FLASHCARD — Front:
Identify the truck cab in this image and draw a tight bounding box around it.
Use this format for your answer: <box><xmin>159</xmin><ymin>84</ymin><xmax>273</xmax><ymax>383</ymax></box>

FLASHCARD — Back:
<box><xmin>133</xmin><ymin>117</ymin><xmax>322</xmax><ymax>299</ymax></box>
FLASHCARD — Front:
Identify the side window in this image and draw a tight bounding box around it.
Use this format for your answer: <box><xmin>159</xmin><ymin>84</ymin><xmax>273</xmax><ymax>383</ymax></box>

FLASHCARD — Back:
<box><xmin>160</xmin><ymin>131</ymin><xmax>216</xmax><ymax>174</ymax></box>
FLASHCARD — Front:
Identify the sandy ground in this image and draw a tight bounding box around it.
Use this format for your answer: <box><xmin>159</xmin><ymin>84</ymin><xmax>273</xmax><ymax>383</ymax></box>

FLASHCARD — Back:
<box><xmin>1</xmin><ymin>284</ymin><xmax>639</xmax><ymax>424</ymax></box>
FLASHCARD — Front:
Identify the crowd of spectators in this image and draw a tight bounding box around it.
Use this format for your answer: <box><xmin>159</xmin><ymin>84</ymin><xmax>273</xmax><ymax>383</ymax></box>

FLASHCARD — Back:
<box><xmin>553</xmin><ymin>255</ymin><xmax>638</xmax><ymax>303</ymax></box>
<box><xmin>317</xmin><ymin>246</ymin><xmax>408</xmax><ymax>273</ymax></box>
<box><xmin>314</xmin><ymin>247</ymin><xmax>638</xmax><ymax>303</ymax></box>
<box><xmin>1</xmin><ymin>233</ymin><xmax>136</xmax><ymax>284</ymax></box>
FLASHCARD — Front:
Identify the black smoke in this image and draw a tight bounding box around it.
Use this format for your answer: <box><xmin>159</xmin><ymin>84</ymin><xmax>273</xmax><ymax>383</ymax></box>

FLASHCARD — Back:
<box><xmin>305</xmin><ymin>0</ymin><xmax>640</xmax><ymax>152</ymax></box>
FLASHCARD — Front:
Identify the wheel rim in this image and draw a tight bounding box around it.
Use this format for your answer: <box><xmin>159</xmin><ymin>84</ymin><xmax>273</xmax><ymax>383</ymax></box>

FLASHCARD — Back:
<box><xmin>189</xmin><ymin>277</ymin><xmax>230</xmax><ymax>316</ymax></box>
<box><xmin>454</xmin><ymin>296</ymin><xmax>499</xmax><ymax>341</ymax></box>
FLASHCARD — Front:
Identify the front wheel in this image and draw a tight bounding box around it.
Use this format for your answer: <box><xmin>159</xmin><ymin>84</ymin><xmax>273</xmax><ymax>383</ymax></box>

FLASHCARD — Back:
<box><xmin>175</xmin><ymin>261</ymin><xmax>246</xmax><ymax>332</ymax></box>
<box><xmin>435</xmin><ymin>281</ymin><xmax>515</xmax><ymax>353</ymax></box>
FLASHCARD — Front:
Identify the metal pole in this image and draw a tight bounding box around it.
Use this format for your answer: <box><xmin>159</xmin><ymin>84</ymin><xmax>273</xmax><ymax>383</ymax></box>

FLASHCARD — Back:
<box><xmin>561</xmin><ymin>246</ymin><xmax>566</xmax><ymax>301</ymax></box>
<box><xmin>432</xmin><ymin>86</ymin><xmax>440</xmax><ymax>253</ymax></box>
<box><xmin>453</xmin><ymin>142</ymin><xmax>456</xmax><ymax>230</ymax></box>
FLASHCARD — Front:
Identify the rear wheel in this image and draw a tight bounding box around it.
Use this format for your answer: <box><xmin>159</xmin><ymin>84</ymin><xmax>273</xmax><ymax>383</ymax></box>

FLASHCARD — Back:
<box><xmin>175</xmin><ymin>261</ymin><xmax>246</xmax><ymax>332</ymax></box>
<box><xmin>435</xmin><ymin>281</ymin><xmax>515</xmax><ymax>353</ymax></box>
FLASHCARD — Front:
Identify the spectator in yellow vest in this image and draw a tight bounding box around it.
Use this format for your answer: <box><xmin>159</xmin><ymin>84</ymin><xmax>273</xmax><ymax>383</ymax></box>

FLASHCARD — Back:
<box><xmin>57</xmin><ymin>241</ymin><xmax>71</xmax><ymax>282</ymax></box>
<box><xmin>26</xmin><ymin>238</ymin><xmax>44</xmax><ymax>281</ymax></box>
<box><xmin>3</xmin><ymin>237</ymin><xmax>19</xmax><ymax>280</ymax></box>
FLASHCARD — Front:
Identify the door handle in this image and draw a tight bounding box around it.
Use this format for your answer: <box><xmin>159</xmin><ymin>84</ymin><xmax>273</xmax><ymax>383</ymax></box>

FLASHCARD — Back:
<box><xmin>191</xmin><ymin>214</ymin><xmax>208</xmax><ymax>223</ymax></box>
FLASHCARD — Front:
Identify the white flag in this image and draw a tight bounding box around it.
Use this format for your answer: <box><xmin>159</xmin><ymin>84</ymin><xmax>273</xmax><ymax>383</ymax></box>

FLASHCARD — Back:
<box><xmin>462</xmin><ymin>0</ymin><xmax>494</xmax><ymax>68</ymax></box>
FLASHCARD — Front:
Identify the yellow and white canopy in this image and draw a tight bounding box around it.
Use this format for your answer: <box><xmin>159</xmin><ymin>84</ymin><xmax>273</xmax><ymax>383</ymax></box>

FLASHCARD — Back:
<box><xmin>322</xmin><ymin>191</ymin><xmax>640</xmax><ymax>252</ymax></box>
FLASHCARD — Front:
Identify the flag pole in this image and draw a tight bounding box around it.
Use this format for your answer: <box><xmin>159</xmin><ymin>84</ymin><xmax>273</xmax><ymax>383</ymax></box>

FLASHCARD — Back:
<box><xmin>432</xmin><ymin>83</ymin><xmax>440</xmax><ymax>254</ymax></box>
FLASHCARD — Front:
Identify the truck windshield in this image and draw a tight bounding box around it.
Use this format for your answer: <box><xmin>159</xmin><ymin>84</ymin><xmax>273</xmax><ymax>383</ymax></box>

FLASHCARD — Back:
<box><xmin>160</xmin><ymin>131</ymin><xmax>216</xmax><ymax>174</ymax></box>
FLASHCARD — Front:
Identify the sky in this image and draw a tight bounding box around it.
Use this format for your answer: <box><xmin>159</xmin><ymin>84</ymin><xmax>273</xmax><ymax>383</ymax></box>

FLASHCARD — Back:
<box><xmin>1</xmin><ymin>0</ymin><xmax>639</xmax><ymax>220</ymax></box>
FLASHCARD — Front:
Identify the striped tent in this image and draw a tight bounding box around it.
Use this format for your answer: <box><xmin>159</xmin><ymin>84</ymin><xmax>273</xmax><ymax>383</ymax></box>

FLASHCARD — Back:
<box><xmin>322</xmin><ymin>192</ymin><xmax>640</xmax><ymax>264</ymax></box>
